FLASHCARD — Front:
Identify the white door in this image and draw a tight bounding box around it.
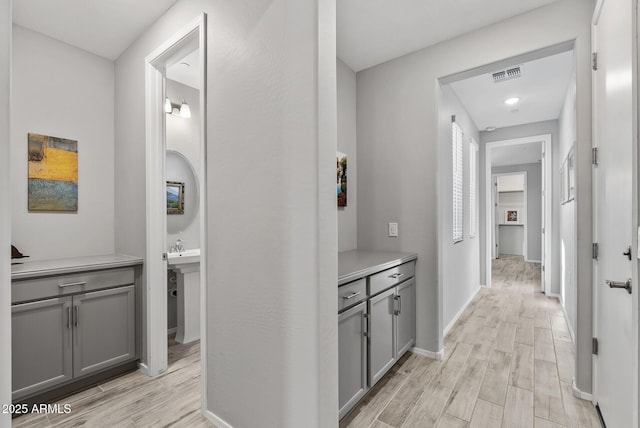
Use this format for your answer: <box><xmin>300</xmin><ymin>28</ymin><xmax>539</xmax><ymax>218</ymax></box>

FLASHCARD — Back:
<box><xmin>540</xmin><ymin>144</ymin><xmax>545</xmax><ymax>293</ymax></box>
<box><xmin>593</xmin><ymin>0</ymin><xmax>635</xmax><ymax>426</ymax></box>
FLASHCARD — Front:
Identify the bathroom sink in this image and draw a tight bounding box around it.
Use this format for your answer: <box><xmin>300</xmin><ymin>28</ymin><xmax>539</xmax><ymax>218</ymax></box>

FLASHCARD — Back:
<box><xmin>167</xmin><ymin>249</ymin><xmax>200</xmax><ymax>266</ymax></box>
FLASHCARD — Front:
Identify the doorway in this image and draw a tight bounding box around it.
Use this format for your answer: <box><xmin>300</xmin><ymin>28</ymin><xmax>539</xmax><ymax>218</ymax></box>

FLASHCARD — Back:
<box><xmin>485</xmin><ymin>135</ymin><xmax>551</xmax><ymax>292</ymax></box>
<box><xmin>144</xmin><ymin>13</ymin><xmax>207</xmax><ymax>404</ymax></box>
<box><xmin>492</xmin><ymin>171</ymin><xmax>528</xmax><ymax>260</ymax></box>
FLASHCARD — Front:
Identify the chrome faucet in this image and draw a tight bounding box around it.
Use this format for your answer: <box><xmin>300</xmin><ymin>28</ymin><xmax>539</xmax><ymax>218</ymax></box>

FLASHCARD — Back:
<box><xmin>170</xmin><ymin>238</ymin><xmax>185</xmax><ymax>254</ymax></box>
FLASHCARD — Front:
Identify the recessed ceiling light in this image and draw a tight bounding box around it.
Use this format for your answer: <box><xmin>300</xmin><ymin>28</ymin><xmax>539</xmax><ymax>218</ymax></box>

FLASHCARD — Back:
<box><xmin>485</xmin><ymin>126</ymin><xmax>496</xmax><ymax>132</ymax></box>
<box><xmin>505</xmin><ymin>97</ymin><xmax>520</xmax><ymax>105</ymax></box>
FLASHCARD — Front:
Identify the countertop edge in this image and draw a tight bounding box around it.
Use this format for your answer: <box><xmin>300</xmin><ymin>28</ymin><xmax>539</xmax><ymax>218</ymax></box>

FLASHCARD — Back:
<box><xmin>338</xmin><ymin>253</ymin><xmax>417</xmax><ymax>286</ymax></box>
<box><xmin>11</xmin><ymin>254</ymin><xmax>144</xmax><ymax>280</ymax></box>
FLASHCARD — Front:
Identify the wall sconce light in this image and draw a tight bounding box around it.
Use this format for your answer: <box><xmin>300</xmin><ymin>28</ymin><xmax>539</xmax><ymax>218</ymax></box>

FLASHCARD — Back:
<box><xmin>164</xmin><ymin>97</ymin><xmax>191</xmax><ymax>118</ymax></box>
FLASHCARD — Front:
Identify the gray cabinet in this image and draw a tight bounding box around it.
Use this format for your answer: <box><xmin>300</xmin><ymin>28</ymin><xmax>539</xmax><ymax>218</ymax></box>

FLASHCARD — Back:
<box><xmin>369</xmin><ymin>287</ymin><xmax>397</xmax><ymax>386</ymax></box>
<box><xmin>74</xmin><ymin>285</ymin><xmax>136</xmax><ymax>378</ymax></box>
<box><xmin>11</xmin><ymin>255</ymin><xmax>142</xmax><ymax>402</ymax></box>
<box><xmin>337</xmin><ymin>253</ymin><xmax>417</xmax><ymax>420</ymax></box>
<box><xmin>395</xmin><ymin>278</ymin><xmax>416</xmax><ymax>357</ymax></box>
<box><xmin>338</xmin><ymin>302</ymin><xmax>368</xmax><ymax>419</ymax></box>
<box><xmin>12</xmin><ymin>297</ymin><xmax>73</xmax><ymax>399</ymax></box>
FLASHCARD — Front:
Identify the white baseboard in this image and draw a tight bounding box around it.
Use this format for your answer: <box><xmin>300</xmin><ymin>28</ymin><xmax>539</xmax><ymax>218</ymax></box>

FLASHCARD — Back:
<box><xmin>138</xmin><ymin>362</ymin><xmax>150</xmax><ymax>376</ymax></box>
<box><xmin>542</xmin><ymin>293</ymin><xmax>575</xmax><ymax>343</ymax></box>
<box><xmin>545</xmin><ymin>291</ymin><xmax>561</xmax><ymax>300</ymax></box>
<box><xmin>167</xmin><ymin>327</ymin><xmax>177</xmax><ymax>335</ymax></box>
<box><xmin>203</xmin><ymin>409</ymin><xmax>234</xmax><ymax>428</ymax></box>
<box><xmin>572</xmin><ymin>379</ymin><xmax>593</xmax><ymax>401</ymax></box>
<box><xmin>443</xmin><ymin>286</ymin><xmax>481</xmax><ymax>336</ymax></box>
<box><xmin>560</xmin><ymin>301</ymin><xmax>576</xmax><ymax>344</ymax></box>
<box><xmin>411</xmin><ymin>346</ymin><xmax>444</xmax><ymax>361</ymax></box>
<box><xmin>526</xmin><ymin>259</ymin><xmax>542</xmax><ymax>263</ymax></box>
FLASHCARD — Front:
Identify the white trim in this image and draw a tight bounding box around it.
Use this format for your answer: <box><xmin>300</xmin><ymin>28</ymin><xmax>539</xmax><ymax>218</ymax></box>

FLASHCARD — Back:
<box><xmin>546</xmin><ymin>292</ymin><xmax>562</xmax><ymax>300</ymax></box>
<box><xmin>195</xmin><ymin>14</ymin><xmax>209</xmax><ymax>420</ymax></box>
<box><xmin>411</xmin><ymin>347</ymin><xmax>444</xmax><ymax>361</ymax></box>
<box><xmin>525</xmin><ymin>259</ymin><xmax>542</xmax><ymax>263</ymax></box>
<box><xmin>493</xmin><ymin>171</ymin><xmax>528</xmax><ymax>259</ymax></box>
<box><xmin>203</xmin><ymin>409</ymin><xmax>234</xmax><ymax>428</ymax></box>
<box><xmin>167</xmin><ymin>327</ymin><xmax>177</xmax><ymax>335</ymax></box>
<box><xmin>560</xmin><ymin>296</ymin><xmax>576</xmax><ymax>344</ymax></box>
<box><xmin>572</xmin><ymin>378</ymin><xmax>594</xmax><ymax>402</ymax></box>
<box><xmin>144</xmin><ymin>10</ymin><xmax>208</xmax><ymax>410</ymax></box>
<box><xmin>443</xmin><ymin>286</ymin><xmax>481</xmax><ymax>336</ymax></box>
<box><xmin>144</xmin><ymin>55</ymin><xmax>168</xmax><ymax>377</ymax></box>
<box><xmin>137</xmin><ymin>362</ymin><xmax>150</xmax><ymax>376</ymax></box>
<box><xmin>485</xmin><ymin>134</ymin><xmax>552</xmax><ymax>291</ymax></box>
<box><xmin>592</xmin><ymin>0</ymin><xmax>605</xmax><ymax>25</ymax></box>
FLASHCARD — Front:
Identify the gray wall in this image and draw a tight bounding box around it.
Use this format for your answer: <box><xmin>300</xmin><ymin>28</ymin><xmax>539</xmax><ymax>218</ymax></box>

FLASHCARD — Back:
<box><xmin>0</xmin><ymin>0</ymin><xmax>11</xmax><ymax>425</ymax></box>
<box><xmin>114</xmin><ymin>1</ymin><xmax>338</xmax><ymax>426</ymax></box>
<box><xmin>439</xmin><ymin>84</ymin><xmax>480</xmax><ymax>333</ymax></box>
<box><xmin>480</xmin><ymin>120</ymin><xmax>560</xmax><ymax>292</ymax></box>
<box><xmin>357</xmin><ymin>0</ymin><xmax>591</xmax><ymax>364</ymax></box>
<box><xmin>337</xmin><ymin>58</ymin><xmax>357</xmax><ymax>251</ymax></box>
<box><xmin>558</xmin><ymin>72</ymin><xmax>577</xmax><ymax>339</ymax></box>
<box><xmin>492</xmin><ymin>163</ymin><xmax>542</xmax><ymax>262</ymax></box>
<box><xmin>166</xmin><ymin>79</ymin><xmax>200</xmax><ymax>251</ymax></box>
<box><xmin>11</xmin><ymin>26</ymin><xmax>115</xmax><ymax>261</ymax></box>
<box><xmin>498</xmin><ymin>225</ymin><xmax>525</xmax><ymax>256</ymax></box>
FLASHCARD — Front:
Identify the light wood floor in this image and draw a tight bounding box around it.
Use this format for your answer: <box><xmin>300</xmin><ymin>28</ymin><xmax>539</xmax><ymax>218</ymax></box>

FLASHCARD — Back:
<box><xmin>13</xmin><ymin>256</ymin><xmax>601</xmax><ymax>428</ymax></box>
<box><xmin>341</xmin><ymin>256</ymin><xmax>601</xmax><ymax>428</ymax></box>
<box><xmin>13</xmin><ymin>336</ymin><xmax>213</xmax><ymax>428</ymax></box>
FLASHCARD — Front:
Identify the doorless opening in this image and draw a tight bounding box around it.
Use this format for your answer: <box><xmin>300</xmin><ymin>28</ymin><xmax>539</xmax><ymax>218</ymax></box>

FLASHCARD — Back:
<box><xmin>143</xmin><ymin>13</ymin><xmax>208</xmax><ymax>410</ymax></box>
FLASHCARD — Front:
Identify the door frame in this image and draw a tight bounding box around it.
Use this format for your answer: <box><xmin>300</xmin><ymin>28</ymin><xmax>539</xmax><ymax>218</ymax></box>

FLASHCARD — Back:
<box><xmin>484</xmin><ymin>134</ymin><xmax>552</xmax><ymax>290</ymax></box>
<box><xmin>492</xmin><ymin>171</ymin><xmax>528</xmax><ymax>261</ymax></box>
<box><xmin>144</xmin><ymin>13</ymin><xmax>208</xmax><ymax>410</ymax></box>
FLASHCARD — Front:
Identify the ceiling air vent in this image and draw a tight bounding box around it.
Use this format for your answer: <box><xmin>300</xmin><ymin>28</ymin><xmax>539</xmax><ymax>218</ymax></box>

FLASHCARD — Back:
<box><xmin>492</xmin><ymin>65</ymin><xmax>523</xmax><ymax>83</ymax></box>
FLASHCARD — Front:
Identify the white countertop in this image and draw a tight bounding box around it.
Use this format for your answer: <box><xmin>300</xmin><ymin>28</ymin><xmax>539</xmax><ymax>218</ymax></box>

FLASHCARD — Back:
<box><xmin>338</xmin><ymin>250</ymin><xmax>417</xmax><ymax>286</ymax></box>
<box><xmin>11</xmin><ymin>254</ymin><xmax>144</xmax><ymax>280</ymax></box>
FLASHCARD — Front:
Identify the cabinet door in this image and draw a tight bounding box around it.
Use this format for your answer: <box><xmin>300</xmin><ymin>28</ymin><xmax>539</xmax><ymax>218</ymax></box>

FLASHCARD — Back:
<box><xmin>395</xmin><ymin>278</ymin><xmax>415</xmax><ymax>357</ymax></box>
<box><xmin>73</xmin><ymin>285</ymin><xmax>136</xmax><ymax>378</ymax></box>
<box><xmin>12</xmin><ymin>297</ymin><xmax>73</xmax><ymax>399</ymax></box>
<box><xmin>369</xmin><ymin>287</ymin><xmax>396</xmax><ymax>386</ymax></box>
<box><xmin>338</xmin><ymin>302</ymin><xmax>368</xmax><ymax>419</ymax></box>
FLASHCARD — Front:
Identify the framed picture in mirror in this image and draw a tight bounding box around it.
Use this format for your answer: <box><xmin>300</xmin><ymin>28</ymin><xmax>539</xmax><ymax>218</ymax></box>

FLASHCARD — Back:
<box><xmin>167</xmin><ymin>181</ymin><xmax>184</xmax><ymax>214</ymax></box>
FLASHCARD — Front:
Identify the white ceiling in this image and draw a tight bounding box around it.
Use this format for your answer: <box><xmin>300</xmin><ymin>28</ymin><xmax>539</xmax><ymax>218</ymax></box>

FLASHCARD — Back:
<box><xmin>491</xmin><ymin>142</ymin><xmax>542</xmax><ymax>167</ymax></box>
<box><xmin>167</xmin><ymin>49</ymin><xmax>200</xmax><ymax>90</ymax></box>
<box><xmin>337</xmin><ymin>0</ymin><xmax>561</xmax><ymax>72</ymax></box>
<box><xmin>450</xmin><ymin>50</ymin><xmax>574</xmax><ymax>130</ymax></box>
<box><xmin>13</xmin><ymin>0</ymin><xmax>178</xmax><ymax>60</ymax></box>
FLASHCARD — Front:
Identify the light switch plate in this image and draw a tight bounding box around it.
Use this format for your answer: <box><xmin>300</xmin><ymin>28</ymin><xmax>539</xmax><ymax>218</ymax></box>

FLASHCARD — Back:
<box><xmin>389</xmin><ymin>222</ymin><xmax>399</xmax><ymax>237</ymax></box>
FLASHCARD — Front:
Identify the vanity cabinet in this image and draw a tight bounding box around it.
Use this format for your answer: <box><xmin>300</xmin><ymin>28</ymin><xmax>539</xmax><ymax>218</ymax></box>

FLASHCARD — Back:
<box><xmin>396</xmin><ymin>278</ymin><xmax>416</xmax><ymax>357</ymax></box>
<box><xmin>12</xmin><ymin>297</ymin><xmax>74</xmax><ymax>398</ymax></box>
<box><xmin>11</xmin><ymin>255</ymin><xmax>142</xmax><ymax>402</ymax></box>
<box><xmin>338</xmin><ymin>251</ymin><xmax>417</xmax><ymax>420</ymax></box>
<box><xmin>369</xmin><ymin>278</ymin><xmax>416</xmax><ymax>386</ymax></box>
<box><xmin>369</xmin><ymin>287</ymin><xmax>397</xmax><ymax>385</ymax></box>
<box><xmin>338</xmin><ymin>301</ymin><xmax>368</xmax><ymax>419</ymax></box>
<box><xmin>73</xmin><ymin>286</ymin><xmax>136</xmax><ymax>378</ymax></box>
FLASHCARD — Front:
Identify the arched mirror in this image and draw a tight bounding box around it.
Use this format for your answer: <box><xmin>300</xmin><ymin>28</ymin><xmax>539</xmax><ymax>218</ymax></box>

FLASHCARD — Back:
<box><xmin>166</xmin><ymin>149</ymin><xmax>199</xmax><ymax>234</ymax></box>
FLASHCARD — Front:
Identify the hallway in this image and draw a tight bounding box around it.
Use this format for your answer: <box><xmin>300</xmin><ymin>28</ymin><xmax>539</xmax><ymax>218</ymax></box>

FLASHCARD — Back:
<box><xmin>341</xmin><ymin>256</ymin><xmax>600</xmax><ymax>428</ymax></box>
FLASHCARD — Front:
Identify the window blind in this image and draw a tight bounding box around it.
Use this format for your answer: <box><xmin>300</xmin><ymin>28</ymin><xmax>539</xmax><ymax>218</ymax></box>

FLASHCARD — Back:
<box><xmin>452</xmin><ymin>122</ymin><xmax>464</xmax><ymax>243</ymax></box>
<box><xmin>469</xmin><ymin>139</ymin><xmax>478</xmax><ymax>237</ymax></box>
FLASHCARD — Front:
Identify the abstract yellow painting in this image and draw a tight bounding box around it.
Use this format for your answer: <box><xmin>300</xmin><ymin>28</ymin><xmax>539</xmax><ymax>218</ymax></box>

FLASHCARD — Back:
<box><xmin>28</xmin><ymin>133</ymin><xmax>78</xmax><ymax>211</ymax></box>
